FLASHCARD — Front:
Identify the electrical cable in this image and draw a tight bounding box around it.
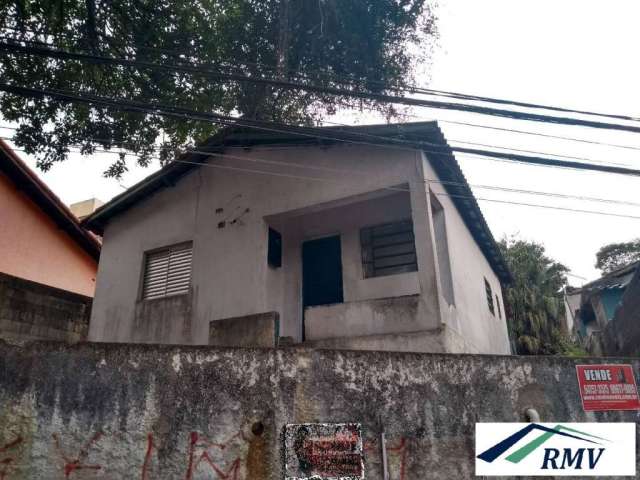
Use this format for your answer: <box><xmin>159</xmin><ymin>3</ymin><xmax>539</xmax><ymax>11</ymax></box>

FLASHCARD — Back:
<box><xmin>2</xmin><ymin>41</ymin><xmax>640</xmax><ymax>135</ymax></box>
<box><xmin>1</xmin><ymin>33</ymin><xmax>638</xmax><ymax>124</ymax></box>
<box><xmin>2</xmin><ymin>82</ymin><xmax>640</xmax><ymax>178</ymax></box>
<box><xmin>6</xmin><ymin>134</ymin><xmax>639</xmax><ymax>219</ymax></box>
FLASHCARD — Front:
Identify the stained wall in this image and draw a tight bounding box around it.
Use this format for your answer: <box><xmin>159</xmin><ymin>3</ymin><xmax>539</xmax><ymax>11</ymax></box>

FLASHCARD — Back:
<box><xmin>0</xmin><ymin>341</ymin><xmax>637</xmax><ymax>479</ymax></box>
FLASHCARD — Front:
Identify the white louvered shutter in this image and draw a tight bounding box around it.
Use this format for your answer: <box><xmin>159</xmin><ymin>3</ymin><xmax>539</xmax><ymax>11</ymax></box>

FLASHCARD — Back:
<box><xmin>142</xmin><ymin>243</ymin><xmax>193</xmax><ymax>300</ymax></box>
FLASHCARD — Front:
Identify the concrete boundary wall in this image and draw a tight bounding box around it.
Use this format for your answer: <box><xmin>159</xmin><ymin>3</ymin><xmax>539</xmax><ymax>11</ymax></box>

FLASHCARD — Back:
<box><xmin>0</xmin><ymin>272</ymin><xmax>91</xmax><ymax>345</ymax></box>
<box><xmin>0</xmin><ymin>341</ymin><xmax>638</xmax><ymax>479</ymax></box>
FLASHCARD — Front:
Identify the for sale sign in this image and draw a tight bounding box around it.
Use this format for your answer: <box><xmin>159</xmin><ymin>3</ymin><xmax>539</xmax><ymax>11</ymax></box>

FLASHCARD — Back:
<box><xmin>576</xmin><ymin>364</ymin><xmax>640</xmax><ymax>411</ymax></box>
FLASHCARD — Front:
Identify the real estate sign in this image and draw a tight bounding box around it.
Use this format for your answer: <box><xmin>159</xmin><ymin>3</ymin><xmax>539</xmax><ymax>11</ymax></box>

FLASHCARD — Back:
<box><xmin>575</xmin><ymin>364</ymin><xmax>640</xmax><ymax>411</ymax></box>
<box><xmin>283</xmin><ymin>423</ymin><xmax>364</xmax><ymax>480</ymax></box>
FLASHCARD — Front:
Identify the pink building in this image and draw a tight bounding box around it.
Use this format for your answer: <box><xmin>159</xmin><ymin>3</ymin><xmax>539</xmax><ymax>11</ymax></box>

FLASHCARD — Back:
<box><xmin>0</xmin><ymin>139</ymin><xmax>100</xmax><ymax>297</ymax></box>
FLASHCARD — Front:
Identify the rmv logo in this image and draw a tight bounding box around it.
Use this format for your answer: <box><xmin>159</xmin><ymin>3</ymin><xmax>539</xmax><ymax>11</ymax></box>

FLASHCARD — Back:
<box><xmin>478</xmin><ymin>424</ymin><xmax>608</xmax><ymax>471</ymax></box>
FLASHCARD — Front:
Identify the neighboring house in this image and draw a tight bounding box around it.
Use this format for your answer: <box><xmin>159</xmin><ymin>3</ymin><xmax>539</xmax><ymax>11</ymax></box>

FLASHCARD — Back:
<box><xmin>70</xmin><ymin>197</ymin><xmax>105</xmax><ymax>221</ymax></box>
<box><xmin>567</xmin><ymin>261</ymin><xmax>640</xmax><ymax>355</ymax></box>
<box><xmin>0</xmin><ymin>139</ymin><xmax>101</xmax><ymax>343</ymax></box>
<box><xmin>84</xmin><ymin>122</ymin><xmax>512</xmax><ymax>354</ymax></box>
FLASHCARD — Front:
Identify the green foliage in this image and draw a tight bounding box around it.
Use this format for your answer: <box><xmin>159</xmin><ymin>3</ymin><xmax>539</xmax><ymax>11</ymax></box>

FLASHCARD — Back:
<box><xmin>595</xmin><ymin>239</ymin><xmax>640</xmax><ymax>274</ymax></box>
<box><xmin>0</xmin><ymin>0</ymin><xmax>437</xmax><ymax>176</ymax></box>
<box><xmin>499</xmin><ymin>236</ymin><xmax>582</xmax><ymax>355</ymax></box>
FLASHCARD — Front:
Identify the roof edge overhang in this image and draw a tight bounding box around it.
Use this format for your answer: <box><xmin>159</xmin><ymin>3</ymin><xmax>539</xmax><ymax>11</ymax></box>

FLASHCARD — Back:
<box><xmin>0</xmin><ymin>139</ymin><xmax>101</xmax><ymax>261</ymax></box>
<box><xmin>83</xmin><ymin>121</ymin><xmax>512</xmax><ymax>284</ymax></box>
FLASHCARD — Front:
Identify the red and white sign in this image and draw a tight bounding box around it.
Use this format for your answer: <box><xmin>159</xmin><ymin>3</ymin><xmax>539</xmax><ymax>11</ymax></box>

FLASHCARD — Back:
<box><xmin>576</xmin><ymin>364</ymin><xmax>640</xmax><ymax>411</ymax></box>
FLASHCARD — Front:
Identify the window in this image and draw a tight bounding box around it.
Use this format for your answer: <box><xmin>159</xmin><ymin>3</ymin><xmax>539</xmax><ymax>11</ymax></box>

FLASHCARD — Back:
<box><xmin>496</xmin><ymin>294</ymin><xmax>502</xmax><ymax>319</ymax></box>
<box><xmin>360</xmin><ymin>219</ymin><xmax>418</xmax><ymax>278</ymax></box>
<box><xmin>485</xmin><ymin>278</ymin><xmax>495</xmax><ymax>315</ymax></box>
<box><xmin>430</xmin><ymin>193</ymin><xmax>455</xmax><ymax>305</ymax></box>
<box><xmin>268</xmin><ymin>228</ymin><xmax>282</xmax><ymax>268</ymax></box>
<box><xmin>141</xmin><ymin>242</ymin><xmax>193</xmax><ymax>300</ymax></box>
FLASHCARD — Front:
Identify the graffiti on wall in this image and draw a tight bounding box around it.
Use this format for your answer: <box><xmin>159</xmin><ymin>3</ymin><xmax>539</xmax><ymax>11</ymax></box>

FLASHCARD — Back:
<box><xmin>0</xmin><ymin>436</ymin><xmax>22</xmax><ymax>480</ymax></box>
<box><xmin>0</xmin><ymin>425</ymin><xmax>408</xmax><ymax>479</ymax></box>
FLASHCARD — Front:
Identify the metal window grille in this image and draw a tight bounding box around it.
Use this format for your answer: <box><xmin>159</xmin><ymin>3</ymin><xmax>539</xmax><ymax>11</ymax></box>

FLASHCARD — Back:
<box><xmin>360</xmin><ymin>220</ymin><xmax>418</xmax><ymax>278</ymax></box>
<box><xmin>268</xmin><ymin>228</ymin><xmax>282</xmax><ymax>268</ymax></box>
<box><xmin>142</xmin><ymin>243</ymin><xmax>193</xmax><ymax>300</ymax></box>
<box><xmin>485</xmin><ymin>278</ymin><xmax>495</xmax><ymax>315</ymax></box>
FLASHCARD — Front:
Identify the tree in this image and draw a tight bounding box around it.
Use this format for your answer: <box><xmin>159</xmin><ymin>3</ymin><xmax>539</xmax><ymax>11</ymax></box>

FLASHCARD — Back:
<box><xmin>0</xmin><ymin>0</ymin><xmax>437</xmax><ymax>176</ymax></box>
<box><xmin>499</xmin><ymin>236</ymin><xmax>582</xmax><ymax>355</ymax></box>
<box><xmin>595</xmin><ymin>239</ymin><xmax>640</xmax><ymax>274</ymax></box>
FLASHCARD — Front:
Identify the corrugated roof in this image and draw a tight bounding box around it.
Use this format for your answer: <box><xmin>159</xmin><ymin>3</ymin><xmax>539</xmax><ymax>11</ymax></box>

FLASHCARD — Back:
<box><xmin>0</xmin><ymin>139</ymin><xmax>101</xmax><ymax>261</ymax></box>
<box><xmin>579</xmin><ymin>260</ymin><xmax>640</xmax><ymax>293</ymax></box>
<box><xmin>83</xmin><ymin>121</ymin><xmax>511</xmax><ymax>283</ymax></box>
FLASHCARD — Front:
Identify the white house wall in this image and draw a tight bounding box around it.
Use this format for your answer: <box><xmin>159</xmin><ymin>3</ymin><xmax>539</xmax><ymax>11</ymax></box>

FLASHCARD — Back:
<box><xmin>421</xmin><ymin>152</ymin><xmax>511</xmax><ymax>354</ymax></box>
<box><xmin>89</xmin><ymin>143</ymin><xmax>510</xmax><ymax>354</ymax></box>
<box><xmin>90</xmin><ymin>144</ymin><xmax>440</xmax><ymax>345</ymax></box>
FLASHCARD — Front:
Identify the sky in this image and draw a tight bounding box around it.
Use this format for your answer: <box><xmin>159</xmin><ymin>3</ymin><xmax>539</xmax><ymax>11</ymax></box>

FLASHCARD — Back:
<box><xmin>2</xmin><ymin>0</ymin><xmax>640</xmax><ymax>285</ymax></box>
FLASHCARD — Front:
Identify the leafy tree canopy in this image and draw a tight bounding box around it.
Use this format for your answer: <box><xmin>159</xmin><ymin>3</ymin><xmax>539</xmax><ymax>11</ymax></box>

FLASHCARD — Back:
<box><xmin>499</xmin><ymin>236</ymin><xmax>582</xmax><ymax>355</ymax></box>
<box><xmin>0</xmin><ymin>0</ymin><xmax>437</xmax><ymax>176</ymax></box>
<box><xmin>595</xmin><ymin>239</ymin><xmax>640</xmax><ymax>274</ymax></box>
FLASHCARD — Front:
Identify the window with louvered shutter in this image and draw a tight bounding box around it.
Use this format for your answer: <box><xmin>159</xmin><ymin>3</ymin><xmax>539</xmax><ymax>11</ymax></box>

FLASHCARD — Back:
<box><xmin>360</xmin><ymin>220</ymin><xmax>418</xmax><ymax>278</ymax></box>
<box><xmin>485</xmin><ymin>278</ymin><xmax>495</xmax><ymax>315</ymax></box>
<box><xmin>142</xmin><ymin>243</ymin><xmax>193</xmax><ymax>300</ymax></box>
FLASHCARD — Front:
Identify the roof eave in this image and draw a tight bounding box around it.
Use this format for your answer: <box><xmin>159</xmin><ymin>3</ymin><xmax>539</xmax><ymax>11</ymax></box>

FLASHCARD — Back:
<box><xmin>0</xmin><ymin>140</ymin><xmax>101</xmax><ymax>261</ymax></box>
<box><xmin>83</xmin><ymin>121</ymin><xmax>512</xmax><ymax>283</ymax></box>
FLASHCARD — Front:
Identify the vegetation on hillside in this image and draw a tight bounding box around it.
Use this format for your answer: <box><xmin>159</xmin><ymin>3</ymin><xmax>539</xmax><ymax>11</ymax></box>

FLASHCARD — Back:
<box><xmin>499</xmin><ymin>236</ymin><xmax>585</xmax><ymax>356</ymax></box>
<box><xmin>595</xmin><ymin>239</ymin><xmax>640</xmax><ymax>274</ymax></box>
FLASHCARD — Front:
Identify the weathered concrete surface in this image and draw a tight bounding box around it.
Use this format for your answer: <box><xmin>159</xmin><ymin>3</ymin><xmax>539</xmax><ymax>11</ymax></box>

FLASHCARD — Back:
<box><xmin>305</xmin><ymin>295</ymin><xmax>425</xmax><ymax>341</ymax></box>
<box><xmin>303</xmin><ymin>327</ymin><xmax>447</xmax><ymax>353</ymax></box>
<box><xmin>131</xmin><ymin>294</ymin><xmax>193</xmax><ymax>345</ymax></box>
<box><xmin>0</xmin><ymin>272</ymin><xmax>91</xmax><ymax>344</ymax></box>
<box><xmin>600</xmin><ymin>269</ymin><xmax>640</xmax><ymax>356</ymax></box>
<box><xmin>0</xmin><ymin>342</ymin><xmax>639</xmax><ymax>479</ymax></box>
<box><xmin>209</xmin><ymin>312</ymin><xmax>279</xmax><ymax>348</ymax></box>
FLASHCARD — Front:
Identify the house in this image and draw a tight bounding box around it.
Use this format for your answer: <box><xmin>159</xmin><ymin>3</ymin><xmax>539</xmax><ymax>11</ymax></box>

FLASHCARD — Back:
<box><xmin>70</xmin><ymin>197</ymin><xmax>105</xmax><ymax>221</ymax></box>
<box><xmin>566</xmin><ymin>261</ymin><xmax>640</xmax><ymax>355</ymax></box>
<box><xmin>0</xmin><ymin>139</ymin><xmax>101</xmax><ymax>343</ymax></box>
<box><xmin>84</xmin><ymin>121</ymin><xmax>512</xmax><ymax>354</ymax></box>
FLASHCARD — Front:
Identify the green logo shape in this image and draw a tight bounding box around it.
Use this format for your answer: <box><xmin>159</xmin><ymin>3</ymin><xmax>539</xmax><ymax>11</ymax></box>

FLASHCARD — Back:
<box><xmin>506</xmin><ymin>424</ymin><xmax>608</xmax><ymax>464</ymax></box>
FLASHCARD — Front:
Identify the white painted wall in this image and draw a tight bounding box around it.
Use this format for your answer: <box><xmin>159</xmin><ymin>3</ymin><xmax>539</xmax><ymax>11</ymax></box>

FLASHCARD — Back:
<box><xmin>421</xmin><ymin>152</ymin><xmax>511</xmax><ymax>354</ymax></box>
<box><xmin>90</xmin><ymin>143</ymin><xmax>510</xmax><ymax>354</ymax></box>
<box><xmin>564</xmin><ymin>291</ymin><xmax>581</xmax><ymax>335</ymax></box>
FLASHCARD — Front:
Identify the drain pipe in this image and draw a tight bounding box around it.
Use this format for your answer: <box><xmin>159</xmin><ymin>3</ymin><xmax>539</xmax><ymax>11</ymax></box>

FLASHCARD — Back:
<box><xmin>525</xmin><ymin>408</ymin><xmax>541</xmax><ymax>423</ymax></box>
<box><xmin>380</xmin><ymin>421</ymin><xmax>389</xmax><ymax>480</ymax></box>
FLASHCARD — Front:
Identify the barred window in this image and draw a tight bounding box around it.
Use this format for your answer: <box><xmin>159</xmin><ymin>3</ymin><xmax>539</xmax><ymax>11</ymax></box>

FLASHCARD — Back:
<box><xmin>142</xmin><ymin>242</ymin><xmax>193</xmax><ymax>300</ymax></box>
<box><xmin>360</xmin><ymin>220</ymin><xmax>418</xmax><ymax>278</ymax></box>
<box><xmin>485</xmin><ymin>278</ymin><xmax>495</xmax><ymax>315</ymax></box>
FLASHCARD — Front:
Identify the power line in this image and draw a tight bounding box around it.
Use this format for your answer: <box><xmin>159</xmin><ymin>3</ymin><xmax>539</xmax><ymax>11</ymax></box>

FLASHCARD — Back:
<box><xmin>312</xmin><ymin>112</ymin><xmax>640</xmax><ymax>154</ymax></box>
<box><xmin>2</xmin><ymin>33</ymin><xmax>638</xmax><ymax>124</ymax></box>
<box><xmin>428</xmin><ymin>179</ymin><xmax>640</xmax><ymax>208</ymax></box>
<box><xmin>3</xmin><ymin>82</ymin><xmax>640</xmax><ymax>178</ymax></box>
<box><xmin>109</xmin><ymin>154</ymin><xmax>640</xmax><ymax>221</ymax></box>
<box><xmin>445</xmin><ymin>139</ymin><xmax>632</xmax><ymax>167</ymax></box>
<box><xmin>436</xmin><ymin>193</ymin><xmax>640</xmax><ymax>221</ymax></box>
<box><xmin>4</xmin><ymin>42</ymin><xmax>640</xmax><ymax>158</ymax></box>
<box><xmin>5</xmin><ymin>133</ymin><xmax>639</xmax><ymax>213</ymax></box>
<box><xmin>2</xmin><ymin>115</ymin><xmax>636</xmax><ymax>170</ymax></box>
<box><xmin>2</xmin><ymin>41</ymin><xmax>640</xmax><ymax>135</ymax></box>
<box><xmin>437</xmin><ymin>119</ymin><xmax>640</xmax><ymax>152</ymax></box>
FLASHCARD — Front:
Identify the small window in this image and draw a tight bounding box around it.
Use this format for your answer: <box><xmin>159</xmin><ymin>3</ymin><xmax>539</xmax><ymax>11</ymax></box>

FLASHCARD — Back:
<box><xmin>268</xmin><ymin>228</ymin><xmax>282</xmax><ymax>268</ymax></box>
<box><xmin>360</xmin><ymin>219</ymin><xmax>418</xmax><ymax>278</ymax></box>
<box><xmin>142</xmin><ymin>242</ymin><xmax>193</xmax><ymax>300</ymax></box>
<box><xmin>430</xmin><ymin>193</ymin><xmax>455</xmax><ymax>306</ymax></box>
<box><xmin>496</xmin><ymin>294</ymin><xmax>502</xmax><ymax>319</ymax></box>
<box><xmin>485</xmin><ymin>278</ymin><xmax>495</xmax><ymax>315</ymax></box>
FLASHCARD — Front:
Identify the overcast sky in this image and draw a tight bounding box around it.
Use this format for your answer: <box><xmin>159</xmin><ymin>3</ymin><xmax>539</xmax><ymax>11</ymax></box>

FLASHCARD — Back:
<box><xmin>2</xmin><ymin>0</ymin><xmax>639</xmax><ymax>285</ymax></box>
